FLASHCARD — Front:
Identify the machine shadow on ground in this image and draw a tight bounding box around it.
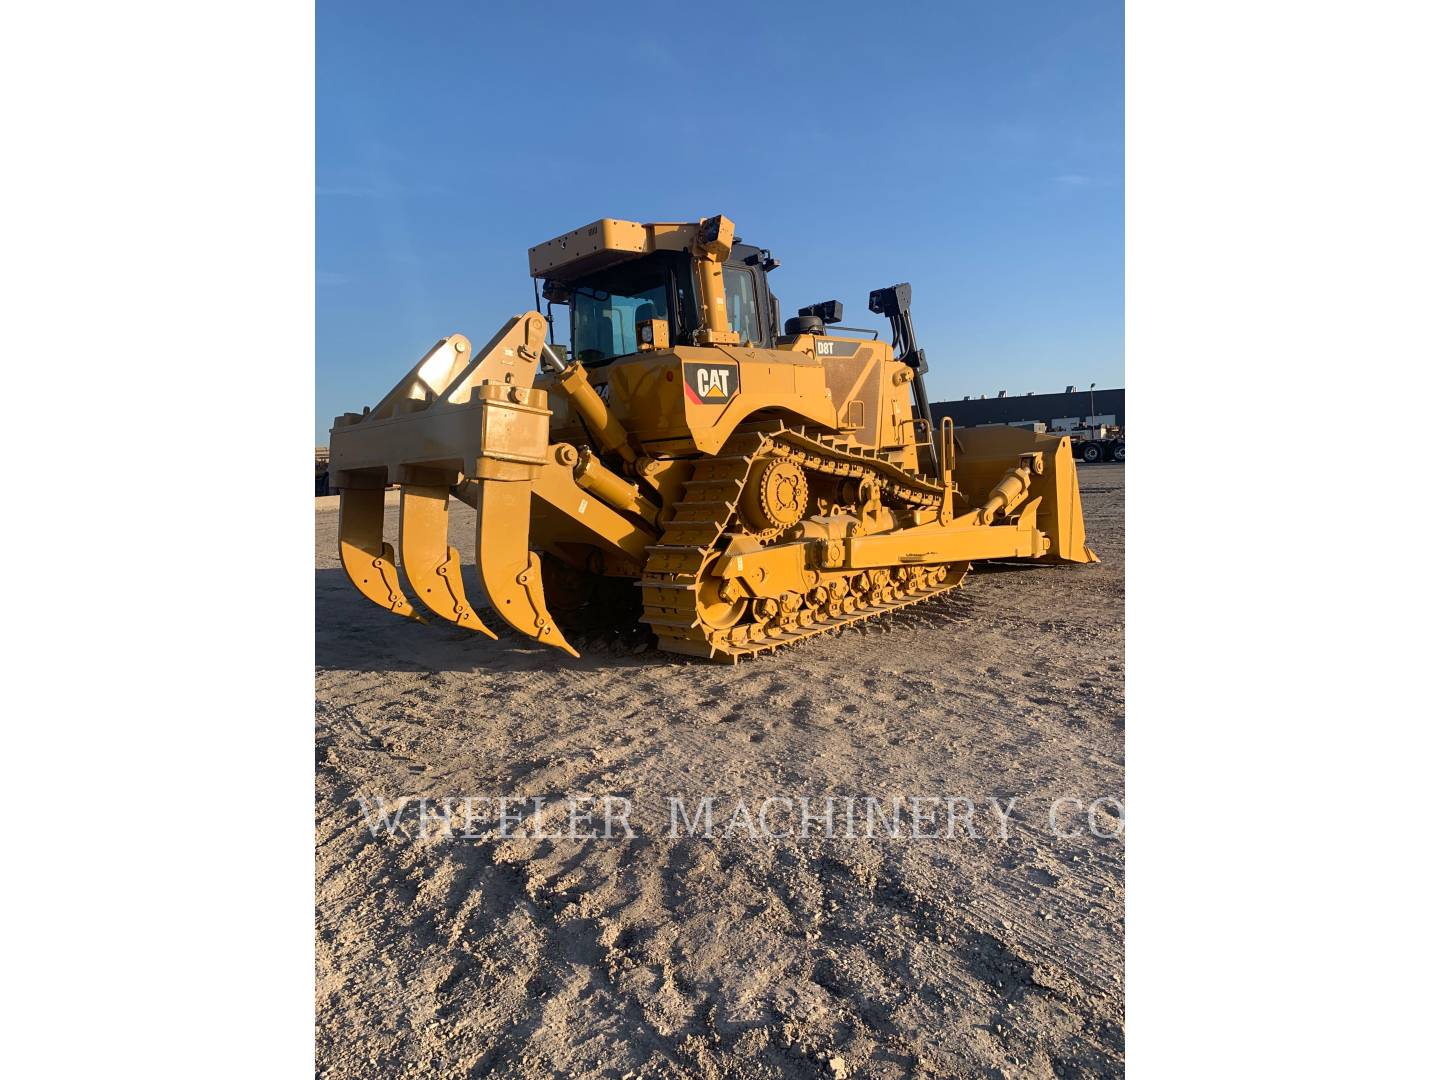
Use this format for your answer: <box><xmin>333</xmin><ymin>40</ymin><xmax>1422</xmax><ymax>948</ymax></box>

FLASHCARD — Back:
<box><xmin>312</xmin><ymin>564</ymin><xmax>1052</xmax><ymax>676</ymax></box>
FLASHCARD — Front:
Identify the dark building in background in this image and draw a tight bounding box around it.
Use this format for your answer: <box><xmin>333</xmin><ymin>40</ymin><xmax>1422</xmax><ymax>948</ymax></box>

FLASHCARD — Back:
<box><xmin>931</xmin><ymin>387</ymin><xmax>1125</xmax><ymax>430</ymax></box>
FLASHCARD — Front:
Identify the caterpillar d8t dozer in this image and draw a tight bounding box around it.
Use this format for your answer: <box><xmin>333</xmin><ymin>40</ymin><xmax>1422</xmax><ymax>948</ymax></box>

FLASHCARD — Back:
<box><xmin>328</xmin><ymin>215</ymin><xmax>1097</xmax><ymax>662</ymax></box>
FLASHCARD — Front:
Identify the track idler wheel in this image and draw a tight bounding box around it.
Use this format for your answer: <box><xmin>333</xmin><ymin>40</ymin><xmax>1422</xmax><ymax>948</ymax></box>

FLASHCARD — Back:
<box><xmin>694</xmin><ymin>554</ymin><xmax>748</xmax><ymax>631</ymax></box>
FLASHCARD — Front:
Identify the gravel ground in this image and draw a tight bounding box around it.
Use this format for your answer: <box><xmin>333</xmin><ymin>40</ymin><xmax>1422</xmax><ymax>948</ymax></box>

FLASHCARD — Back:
<box><xmin>316</xmin><ymin>463</ymin><xmax>1125</xmax><ymax>1078</ymax></box>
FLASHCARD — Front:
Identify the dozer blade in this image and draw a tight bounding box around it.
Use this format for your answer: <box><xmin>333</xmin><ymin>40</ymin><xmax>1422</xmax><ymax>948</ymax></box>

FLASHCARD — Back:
<box><xmin>951</xmin><ymin>425</ymin><xmax>1099</xmax><ymax>564</ymax></box>
<box><xmin>473</xmin><ymin>478</ymin><xmax>579</xmax><ymax>658</ymax></box>
<box><xmin>1037</xmin><ymin>443</ymin><xmax>1100</xmax><ymax>564</ymax></box>
<box><xmin>338</xmin><ymin>487</ymin><xmax>426</xmax><ymax>622</ymax></box>
<box><xmin>399</xmin><ymin>483</ymin><xmax>497</xmax><ymax>638</ymax></box>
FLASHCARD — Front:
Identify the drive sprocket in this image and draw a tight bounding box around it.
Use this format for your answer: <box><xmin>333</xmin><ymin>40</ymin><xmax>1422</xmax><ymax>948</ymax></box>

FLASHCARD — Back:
<box><xmin>739</xmin><ymin>457</ymin><xmax>809</xmax><ymax>538</ymax></box>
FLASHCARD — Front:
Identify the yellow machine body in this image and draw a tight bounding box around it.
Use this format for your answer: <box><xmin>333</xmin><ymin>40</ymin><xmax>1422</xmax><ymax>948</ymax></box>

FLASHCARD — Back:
<box><xmin>329</xmin><ymin>215</ymin><xmax>1097</xmax><ymax>661</ymax></box>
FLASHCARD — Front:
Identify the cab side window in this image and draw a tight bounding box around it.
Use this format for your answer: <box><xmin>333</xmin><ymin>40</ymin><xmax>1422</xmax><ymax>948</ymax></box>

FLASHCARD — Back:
<box><xmin>722</xmin><ymin>266</ymin><xmax>762</xmax><ymax>344</ymax></box>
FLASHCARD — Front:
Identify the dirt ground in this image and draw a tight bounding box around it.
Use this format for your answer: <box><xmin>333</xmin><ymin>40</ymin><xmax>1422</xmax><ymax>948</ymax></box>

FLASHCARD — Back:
<box><xmin>316</xmin><ymin>464</ymin><xmax>1125</xmax><ymax>1079</ymax></box>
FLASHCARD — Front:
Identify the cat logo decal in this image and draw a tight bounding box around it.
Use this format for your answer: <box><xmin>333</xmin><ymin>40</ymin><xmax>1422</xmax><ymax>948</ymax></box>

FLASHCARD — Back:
<box><xmin>682</xmin><ymin>362</ymin><xmax>740</xmax><ymax>404</ymax></box>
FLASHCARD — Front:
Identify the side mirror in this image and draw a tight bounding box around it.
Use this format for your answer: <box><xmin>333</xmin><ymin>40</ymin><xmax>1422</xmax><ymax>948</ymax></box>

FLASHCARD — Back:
<box><xmin>744</xmin><ymin>249</ymin><xmax>782</xmax><ymax>273</ymax></box>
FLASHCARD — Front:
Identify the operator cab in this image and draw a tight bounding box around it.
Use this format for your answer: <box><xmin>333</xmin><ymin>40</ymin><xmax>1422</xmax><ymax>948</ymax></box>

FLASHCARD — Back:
<box><xmin>535</xmin><ymin>229</ymin><xmax>781</xmax><ymax>368</ymax></box>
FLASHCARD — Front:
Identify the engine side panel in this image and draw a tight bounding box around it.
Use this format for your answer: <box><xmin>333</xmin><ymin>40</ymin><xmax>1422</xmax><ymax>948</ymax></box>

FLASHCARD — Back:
<box><xmin>601</xmin><ymin>339</ymin><xmax>922</xmax><ymax>464</ymax></box>
<box><xmin>604</xmin><ymin>345</ymin><xmax>840</xmax><ymax>455</ymax></box>
<box><xmin>775</xmin><ymin>335</ymin><xmax>922</xmax><ymax>471</ymax></box>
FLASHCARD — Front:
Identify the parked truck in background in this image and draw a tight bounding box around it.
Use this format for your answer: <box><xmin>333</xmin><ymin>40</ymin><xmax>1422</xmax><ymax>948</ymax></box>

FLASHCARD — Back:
<box><xmin>932</xmin><ymin>386</ymin><xmax>1124</xmax><ymax>465</ymax></box>
<box><xmin>985</xmin><ymin>419</ymin><xmax>1123</xmax><ymax>464</ymax></box>
<box><xmin>1044</xmin><ymin>416</ymin><xmax>1125</xmax><ymax>464</ymax></box>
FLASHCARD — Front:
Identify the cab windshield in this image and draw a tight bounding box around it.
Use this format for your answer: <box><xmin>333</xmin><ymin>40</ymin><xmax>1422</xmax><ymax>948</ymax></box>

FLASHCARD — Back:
<box><xmin>572</xmin><ymin>264</ymin><xmax>672</xmax><ymax>366</ymax></box>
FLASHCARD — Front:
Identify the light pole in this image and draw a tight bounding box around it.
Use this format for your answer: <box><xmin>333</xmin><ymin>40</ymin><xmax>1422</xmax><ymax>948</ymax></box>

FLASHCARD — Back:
<box><xmin>1089</xmin><ymin>382</ymin><xmax>1096</xmax><ymax>438</ymax></box>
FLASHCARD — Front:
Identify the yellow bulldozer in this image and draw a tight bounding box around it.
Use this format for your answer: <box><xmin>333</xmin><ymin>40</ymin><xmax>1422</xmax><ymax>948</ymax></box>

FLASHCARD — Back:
<box><xmin>329</xmin><ymin>215</ymin><xmax>1097</xmax><ymax>661</ymax></box>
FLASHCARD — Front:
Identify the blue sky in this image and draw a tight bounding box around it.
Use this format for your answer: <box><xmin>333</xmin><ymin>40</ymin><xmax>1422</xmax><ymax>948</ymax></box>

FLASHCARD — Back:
<box><xmin>317</xmin><ymin>0</ymin><xmax>1122</xmax><ymax>442</ymax></box>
